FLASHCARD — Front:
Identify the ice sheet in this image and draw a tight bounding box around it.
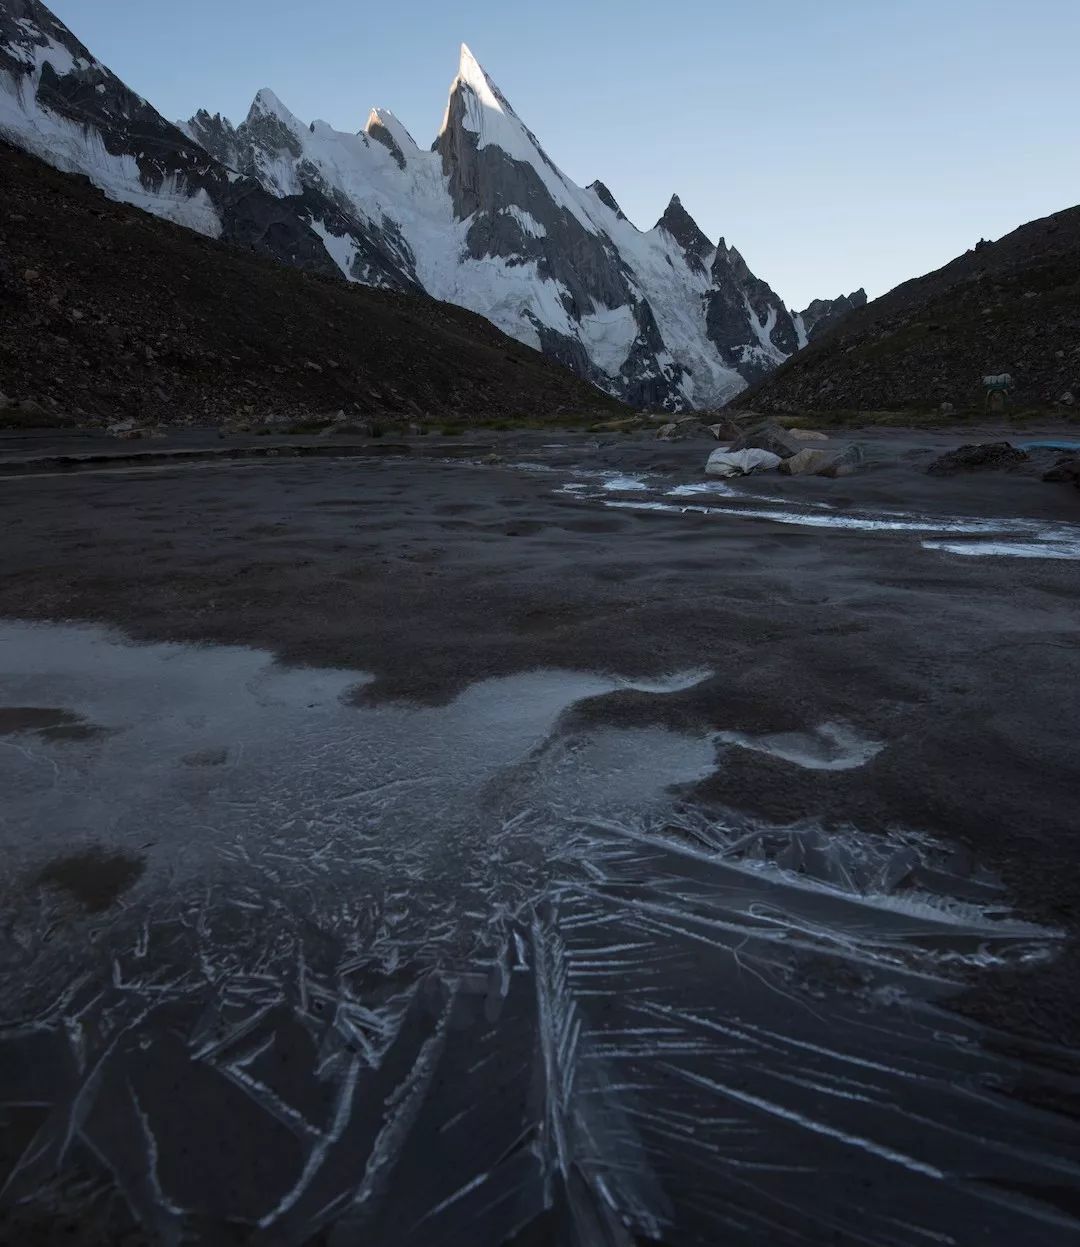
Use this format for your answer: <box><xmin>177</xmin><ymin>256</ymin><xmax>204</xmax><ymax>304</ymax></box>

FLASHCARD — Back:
<box><xmin>0</xmin><ymin>621</ymin><xmax>1076</xmax><ymax>1245</ymax></box>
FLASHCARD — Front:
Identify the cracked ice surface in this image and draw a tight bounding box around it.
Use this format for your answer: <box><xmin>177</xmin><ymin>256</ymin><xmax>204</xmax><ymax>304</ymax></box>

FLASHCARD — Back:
<box><xmin>1</xmin><ymin>621</ymin><xmax>1078</xmax><ymax>1245</ymax></box>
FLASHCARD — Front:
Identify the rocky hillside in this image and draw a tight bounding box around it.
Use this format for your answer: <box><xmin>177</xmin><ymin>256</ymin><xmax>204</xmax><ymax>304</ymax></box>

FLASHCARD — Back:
<box><xmin>0</xmin><ymin>140</ymin><xmax>622</xmax><ymax>428</ymax></box>
<box><xmin>736</xmin><ymin>207</ymin><xmax>1080</xmax><ymax>413</ymax></box>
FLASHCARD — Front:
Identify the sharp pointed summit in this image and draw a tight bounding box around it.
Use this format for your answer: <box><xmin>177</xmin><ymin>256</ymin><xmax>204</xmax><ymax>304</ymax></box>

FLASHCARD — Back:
<box><xmin>656</xmin><ymin>194</ymin><xmax>715</xmax><ymax>274</ymax></box>
<box><xmin>0</xmin><ymin>3</ymin><xmax>837</xmax><ymax>410</ymax></box>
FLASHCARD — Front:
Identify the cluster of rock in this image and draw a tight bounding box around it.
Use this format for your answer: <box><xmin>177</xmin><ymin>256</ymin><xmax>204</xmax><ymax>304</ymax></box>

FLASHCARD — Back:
<box><xmin>704</xmin><ymin>420</ymin><xmax>862</xmax><ymax>480</ymax></box>
<box><xmin>926</xmin><ymin>442</ymin><xmax>1031</xmax><ymax>475</ymax></box>
<box><xmin>927</xmin><ymin>440</ymin><xmax>1080</xmax><ymax>490</ymax></box>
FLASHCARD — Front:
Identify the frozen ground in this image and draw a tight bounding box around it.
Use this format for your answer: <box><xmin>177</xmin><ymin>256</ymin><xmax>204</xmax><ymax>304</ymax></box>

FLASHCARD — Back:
<box><xmin>1</xmin><ymin>427</ymin><xmax>1079</xmax><ymax>1244</ymax></box>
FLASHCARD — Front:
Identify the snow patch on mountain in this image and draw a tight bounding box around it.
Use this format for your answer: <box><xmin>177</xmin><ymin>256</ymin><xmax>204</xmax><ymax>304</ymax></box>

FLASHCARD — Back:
<box><xmin>0</xmin><ymin>3</ymin><xmax>852</xmax><ymax>411</ymax></box>
<box><xmin>444</xmin><ymin>43</ymin><xmax>599</xmax><ymax>239</ymax></box>
<box><xmin>0</xmin><ymin>56</ymin><xmax>220</xmax><ymax>236</ymax></box>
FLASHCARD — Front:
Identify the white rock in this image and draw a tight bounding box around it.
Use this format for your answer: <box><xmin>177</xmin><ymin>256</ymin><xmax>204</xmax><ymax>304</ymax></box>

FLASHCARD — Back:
<box><xmin>705</xmin><ymin>448</ymin><xmax>782</xmax><ymax>478</ymax></box>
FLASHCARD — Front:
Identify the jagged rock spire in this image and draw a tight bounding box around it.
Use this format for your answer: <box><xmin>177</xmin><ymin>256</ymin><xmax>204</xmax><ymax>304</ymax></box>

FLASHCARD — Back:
<box><xmin>656</xmin><ymin>194</ymin><xmax>714</xmax><ymax>272</ymax></box>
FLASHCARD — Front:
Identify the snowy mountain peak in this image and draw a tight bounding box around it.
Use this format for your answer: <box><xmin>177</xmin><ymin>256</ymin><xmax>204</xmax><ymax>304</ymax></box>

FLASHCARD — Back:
<box><xmin>441</xmin><ymin>41</ymin><xmax>530</xmax><ymax>151</ymax></box>
<box><xmin>248</xmin><ymin>88</ymin><xmax>296</xmax><ymax>125</ymax></box>
<box><xmin>364</xmin><ymin>107</ymin><xmax>417</xmax><ymax>169</ymax></box>
<box><xmin>656</xmin><ymin>194</ymin><xmax>715</xmax><ymax>272</ymax></box>
<box><xmin>588</xmin><ymin>180</ymin><xmax>626</xmax><ymax>221</ymax></box>
<box><xmin>1</xmin><ymin>3</ymin><xmax>850</xmax><ymax>413</ymax></box>
<box><xmin>456</xmin><ymin>43</ymin><xmax>507</xmax><ymax>112</ymax></box>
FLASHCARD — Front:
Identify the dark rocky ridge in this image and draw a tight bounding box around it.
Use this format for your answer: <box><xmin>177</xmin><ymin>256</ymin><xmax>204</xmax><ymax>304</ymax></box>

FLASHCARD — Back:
<box><xmin>798</xmin><ymin>288</ymin><xmax>868</xmax><ymax>340</ymax></box>
<box><xmin>0</xmin><ymin>141</ymin><xmax>622</xmax><ymax>427</ymax></box>
<box><xmin>655</xmin><ymin>194</ymin><xmax>715</xmax><ymax>274</ymax></box>
<box><xmin>738</xmin><ymin>209</ymin><xmax>1080</xmax><ymax>412</ymax></box>
<box><xmin>707</xmin><ymin>241</ymin><xmax>799</xmax><ymax>381</ymax></box>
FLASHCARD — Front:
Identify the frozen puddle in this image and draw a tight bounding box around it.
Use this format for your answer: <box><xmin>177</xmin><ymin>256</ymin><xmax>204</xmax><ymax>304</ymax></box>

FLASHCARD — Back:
<box><xmin>1</xmin><ymin>621</ymin><xmax>1078</xmax><ymax>1246</ymax></box>
<box><xmin>550</xmin><ymin>467</ymin><xmax>1080</xmax><ymax>558</ymax></box>
<box><xmin>923</xmin><ymin>538</ymin><xmax>1080</xmax><ymax>559</ymax></box>
<box><xmin>715</xmin><ymin>720</ymin><xmax>885</xmax><ymax>770</ymax></box>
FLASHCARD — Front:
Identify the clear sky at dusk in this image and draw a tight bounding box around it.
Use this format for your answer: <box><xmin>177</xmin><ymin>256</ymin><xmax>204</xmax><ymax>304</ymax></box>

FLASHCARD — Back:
<box><xmin>47</xmin><ymin>0</ymin><xmax>1080</xmax><ymax>309</ymax></box>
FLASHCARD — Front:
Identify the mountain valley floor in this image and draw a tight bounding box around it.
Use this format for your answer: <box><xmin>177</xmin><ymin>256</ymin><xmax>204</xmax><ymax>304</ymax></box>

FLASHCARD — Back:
<box><xmin>1</xmin><ymin>423</ymin><xmax>1079</xmax><ymax>1245</ymax></box>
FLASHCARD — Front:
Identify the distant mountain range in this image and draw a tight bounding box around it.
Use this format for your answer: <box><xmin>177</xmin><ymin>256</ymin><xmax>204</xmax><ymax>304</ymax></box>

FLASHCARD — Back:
<box><xmin>0</xmin><ymin>0</ymin><xmax>864</xmax><ymax>410</ymax></box>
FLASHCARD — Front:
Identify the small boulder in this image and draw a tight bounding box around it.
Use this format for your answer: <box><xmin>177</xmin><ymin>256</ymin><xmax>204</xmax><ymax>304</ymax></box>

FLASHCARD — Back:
<box><xmin>706</xmin><ymin>448</ymin><xmax>782</xmax><ymax>478</ymax></box>
<box><xmin>927</xmin><ymin>442</ymin><xmax>1029</xmax><ymax>475</ymax></box>
<box><xmin>1043</xmin><ymin>456</ymin><xmax>1080</xmax><ymax>488</ymax></box>
<box><xmin>779</xmin><ymin>448</ymin><xmax>830</xmax><ymax>475</ymax></box>
<box><xmin>816</xmin><ymin>443</ymin><xmax>864</xmax><ymax>478</ymax></box>
<box><xmin>787</xmin><ymin>428</ymin><xmax>829</xmax><ymax>441</ymax></box>
<box><xmin>707</xmin><ymin>418</ymin><xmax>740</xmax><ymax>441</ymax></box>
<box><xmin>655</xmin><ymin>422</ymin><xmax>681</xmax><ymax>440</ymax></box>
<box><xmin>729</xmin><ymin>419</ymin><xmax>804</xmax><ymax>460</ymax></box>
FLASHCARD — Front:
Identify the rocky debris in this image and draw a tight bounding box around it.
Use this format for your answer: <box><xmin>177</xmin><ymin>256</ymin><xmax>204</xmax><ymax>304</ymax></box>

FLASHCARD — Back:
<box><xmin>0</xmin><ymin>140</ymin><xmax>622</xmax><ymax>430</ymax></box>
<box><xmin>779</xmin><ymin>448</ymin><xmax>830</xmax><ymax>475</ymax></box>
<box><xmin>729</xmin><ymin>420</ymin><xmax>804</xmax><ymax>460</ymax></box>
<box><xmin>927</xmin><ymin>442</ymin><xmax>1031</xmax><ymax>475</ymax></box>
<box><xmin>706</xmin><ymin>448</ymin><xmax>782</xmax><ymax>478</ymax></box>
<box><xmin>1043</xmin><ymin>456</ymin><xmax>1080</xmax><ymax>488</ymax></box>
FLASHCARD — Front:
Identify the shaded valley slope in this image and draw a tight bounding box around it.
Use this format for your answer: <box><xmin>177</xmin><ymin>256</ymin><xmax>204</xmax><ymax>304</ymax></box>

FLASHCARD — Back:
<box><xmin>0</xmin><ymin>141</ymin><xmax>622</xmax><ymax>427</ymax></box>
<box><xmin>737</xmin><ymin>205</ymin><xmax>1080</xmax><ymax>414</ymax></box>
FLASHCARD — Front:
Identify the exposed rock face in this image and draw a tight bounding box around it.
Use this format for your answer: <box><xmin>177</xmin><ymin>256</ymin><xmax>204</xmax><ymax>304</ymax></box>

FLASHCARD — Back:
<box><xmin>707</xmin><ymin>242</ymin><xmax>801</xmax><ymax>382</ymax></box>
<box><xmin>1</xmin><ymin>4</ymin><xmax>846</xmax><ymax>410</ymax></box>
<box><xmin>587</xmin><ymin>180</ymin><xmax>626</xmax><ymax>221</ymax></box>
<box><xmin>656</xmin><ymin>194</ymin><xmax>715</xmax><ymax>275</ymax></box>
